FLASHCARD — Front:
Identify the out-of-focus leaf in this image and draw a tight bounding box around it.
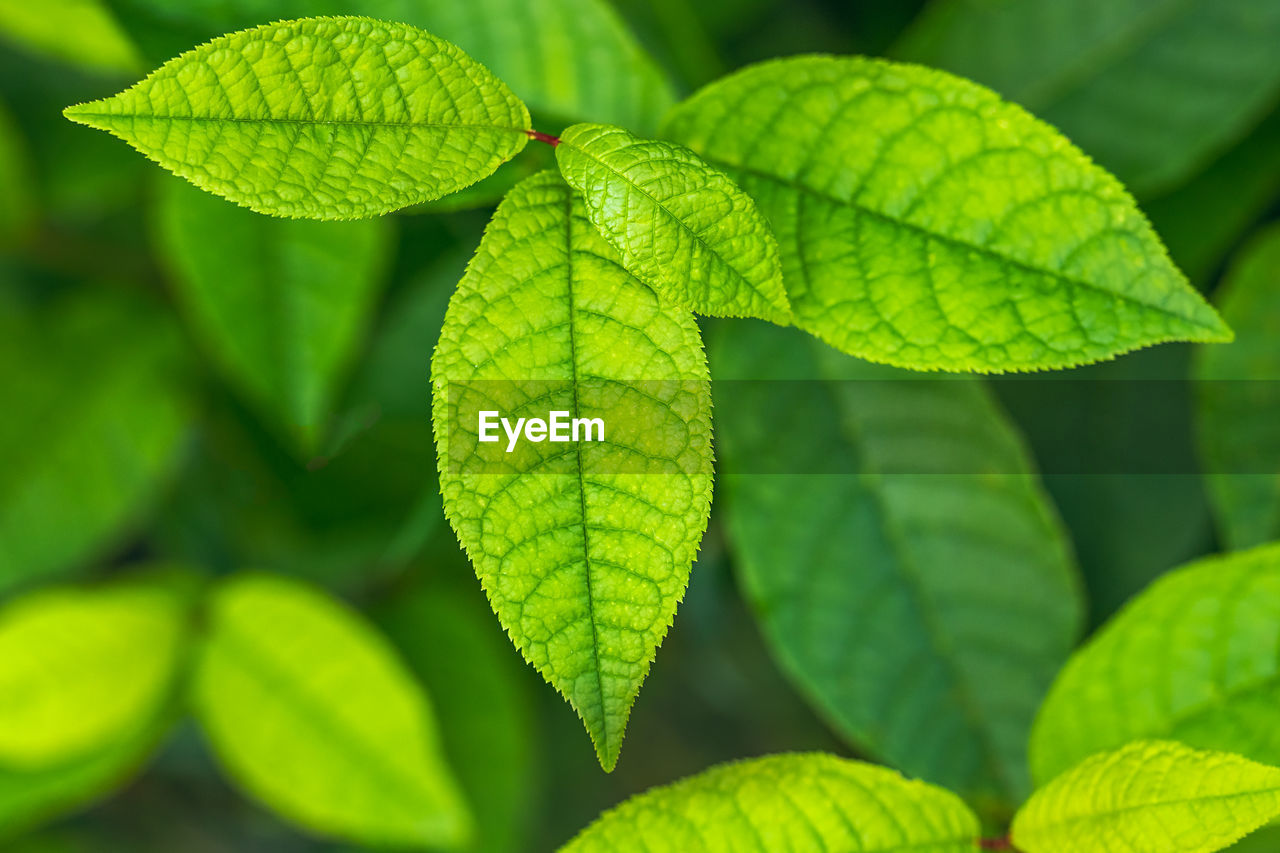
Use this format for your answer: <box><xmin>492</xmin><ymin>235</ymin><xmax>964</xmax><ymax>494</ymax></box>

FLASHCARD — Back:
<box><xmin>712</xmin><ymin>320</ymin><xmax>1081</xmax><ymax>810</ymax></box>
<box><xmin>0</xmin><ymin>287</ymin><xmax>191</xmax><ymax>594</ymax></box>
<box><xmin>0</xmin><ymin>576</ymin><xmax>192</xmax><ymax>768</ymax></box>
<box><xmin>556</xmin><ymin>122</ymin><xmax>790</xmax><ymax>323</ymax></box>
<box><xmin>433</xmin><ymin>172</ymin><xmax>714</xmax><ymax>771</ymax></box>
<box><xmin>1195</xmin><ymin>225</ymin><xmax>1280</xmax><ymax>549</ymax></box>
<box><xmin>378</xmin><ymin>569</ymin><xmax>539</xmax><ymax>853</ymax></box>
<box><xmin>0</xmin><ymin>0</ymin><xmax>141</xmax><ymax>74</ymax></box>
<box><xmin>1030</xmin><ymin>542</ymin><xmax>1280</xmax><ymax>785</ymax></box>
<box><xmin>663</xmin><ymin>56</ymin><xmax>1231</xmax><ymax>372</ymax></box>
<box><xmin>155</xmin><ymin>177</ymin><xmax>392</xmax><ymax>454</ymax></box>
<box><xmin>1012</xmin><ymin>741</ymin><xmax>1280</xmax><ymax>853</ymax></box>
<box><xmin>107</xmin><ymin>0</ymin><xmax>675</xmax><ymax>132</ymax></box>
<box><xmin>65</xmin><ymin>17</ymin><xmax>531</xmax><ymax>219</ymax></box>
<box><xmin>894</xmin><ymin>0</ymin><xmax>1280</xmax><ymax>196</ymax></box>
<box><xmin>192</xmin><ymin>573</ymin><xmax>471</xmax><ymax>848</ymax></box>
<box><xmin>1146</xmin><ymin>108</ymin><xmax>1280</xmax><ymax>285</ymax></box>
<box><xmin>561</xmin><ymin>753</ymin><xmax>981</xmax><ymax>852</ymax></box>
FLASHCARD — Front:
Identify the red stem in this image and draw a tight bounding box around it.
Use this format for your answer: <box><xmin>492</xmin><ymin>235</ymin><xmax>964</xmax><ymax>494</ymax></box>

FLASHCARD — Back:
<box><xmin>979</xmin><ymin>838</ymin><xmax>1016</xmax><ymax>851</ymax></box>
<box><xmin>525</xmin><ymin>129</ymin><xmax>561</xmax><ymax>147</ymax></box>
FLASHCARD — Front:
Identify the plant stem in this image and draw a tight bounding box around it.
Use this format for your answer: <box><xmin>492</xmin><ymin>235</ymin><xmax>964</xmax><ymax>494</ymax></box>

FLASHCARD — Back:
<box><xmin>979</xmin><ymin>837</ymin><xmax>1017</xmax><ymax>851</ymax></box>
<box><xmin>525</xmin><ymin>129</ymin><xmax>561</xmax><ymax>147</ymax></box>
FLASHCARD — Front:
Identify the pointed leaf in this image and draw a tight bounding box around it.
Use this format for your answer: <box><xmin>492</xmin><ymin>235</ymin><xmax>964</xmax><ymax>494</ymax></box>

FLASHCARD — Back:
<box><xmin>1030</xmin><ymin>542</ymin><xmax>1280</xmax><ymax>786</ymax></box>
<box><xmin>561</xmin><ymin>753</ymin><xmax>981</xmax><ymax>852</ymax></box>
<box><xmin>1194</xmin><ymin>225</ymin><xmax>1280</xmax><ymax>549</ymax></box>
<box><xmin>894</xmin><ymin>0</ymin><xmax>1280</xmax><ymax>195</ymax></box>
<box><xmin>0</xmin><ymin>576</ymin><xmax>191</xmax><ymax>768</ymax></box>
<box><xmin>432</xmin><ymin>171</ymin><xmax>714</xmax><ymax>770</ymax></box>
<box><xmin>662</xmin><ymin>56</ymin><xmax>1231</xmax><ymax>372</ymax></box>
<box><xmin>192</xmin><ymin>573</ymin><xmax>471</xmax><ymax>848</ymax></box>
<box><xmin>155</xmin><ymin>176</ymin><xmax>392</xmax><ymax>453</ymax></box>
<box><xmin>108</xmin><ymin>0</ymin><xmax>675</xmax><ymax>131</ymax></box>
<box><xmin>1012</xmin><ymin>741</ymin><xmax>1280</xmax><ymax>853</ymax></box>
<box><xmin>0</xmin><ymin>289</ymin><xmax>190</xmax><ymax>594</ymax></box>
<box><xmin>64</xmin><ymin>17</ymin><xmax>531</xmax><ymax>219</ymax></box>
<box><xmin>556</xmin><ymin>122</ymin><xmax>790</xmax><ymax>324</ymax></box>
<box><xmin>712</xmin><ymin>320</ymin><xmax>1081</xmax><ymax>806</ymax></box>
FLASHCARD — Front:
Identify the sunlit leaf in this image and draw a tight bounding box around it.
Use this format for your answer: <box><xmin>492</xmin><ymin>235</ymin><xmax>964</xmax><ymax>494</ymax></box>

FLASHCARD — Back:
<box><xmin>432</xmin><ymin>171</ymin><xmax>714</xmax><ymax>770</ymax></box>
<box><xmin>556</xmin><ymin>122</ymin><xmax>790</xmax><ymax>323</ymax></box>
<box><xmin>663</xmin><ymin>56</ymin><xmax>1231</xmax><ymax>372</ymax></box>
<box><xmin>192</xmin><ymin>573</ymin><xmax>472</xmax><ymax>848</ymax></box>
<box><xmin>562</xmin><ymin>753</ymin><xmax>981</xmax><ymax>852</ymax></box>
<box><xmin>0</xmin><ymin>0</ymin><xmax>140</xmax><ymax>74</ymax></box>
<box><xmin>1030</xmin><ymin>542</ymin><xmax>1280</xmax><ymax>785</ymax></box>
<box><xmin>1013</xmin><ymin>741</ymin><xmax>1280</xmax><ymax>853</ymax></box>
<box><xmin>65</xmin><ymin>17</ymin><xmax>531</xmax><ymax>219</ymax></box>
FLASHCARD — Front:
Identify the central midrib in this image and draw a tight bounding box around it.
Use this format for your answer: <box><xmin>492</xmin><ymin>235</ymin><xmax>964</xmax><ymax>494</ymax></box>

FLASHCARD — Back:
<box><xmin>68</xmin><ymin>110</ymin><xmax>529</xmax><ymax>135</ymax></box>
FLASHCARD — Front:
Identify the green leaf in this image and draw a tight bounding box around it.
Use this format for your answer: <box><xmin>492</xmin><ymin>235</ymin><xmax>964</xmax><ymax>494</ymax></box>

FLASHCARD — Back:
<box><xmin>556</xmin><ymin>122</ymin><xmax>790</xmax><ymax>324</ymax></box>
<box><xmin>0</xmin><ymin>576</ymin><xmax>191</xmax><ymax>768</ymax></box>
<box><xmin>1029</xmin><ymin>542</ymin><xmax>1280</xmax><ymax>786</ymax></box>
<box><xmin>0</xmin><ymin>0</ymin><xmax>141</xmax><ymax>74</ymax></box>
<box><xmin>1012</xmin><ymin>740</ymin><xmax>1280</xmax><ymax>853</ymax></box>
<box><xmin>155</xmin><ymin>175</ymin><xmax>392</xmax><ymax>453</ymax></box>
<box><xmin>0</xmin><ymin>288</ymin><xmax>191</xmax><ymax>594</ymax></box>
<box><xmin>1194</xmin><ymin>225</ymin><xmax>1280</xmax><ymax>549</ymax></box>
<box><xmin>64</xmin><ymin>16</ymin><xmax>531</xmax><ymax>219</ymax></box>
<box><xmin>893</xmin><ymin>0</ymin><xmax>1280</xmax><ymax>196</ymax></box>
<box><xmin>662</xmin><ymin>56</ymin><xmax>1231</xmax><ymax>373</ymax></box>
<box><xmin>378</xmin><ymin>571</ymin><xmax>539</xmax><ymax>853</ymax></box>
<box><xmin>431</xmin><ymin>171</ymin><xmax>714</xmax><ymax>771</ymax></box>
<box><xmin>107</xmin><ymin>0</ymin><xmax>675</xmax><ymax>131</ymax></box>
<box><xmin>711</xmin><ymin>319</ymin><xmax>1081</xmax><ymax>807</ymax></box>
<box><xmin>0</xmin><ymin>704</ymin><xmax>175</xmax><ymax>841</ymax></box>
<box><xmin>561</xmin><ymin>752</ymin><xmax>981</xmax><ymax>852</ymax></box>
<box><xmin>192</xmin><ymin>573</ymin><xmax>471</xmax><ymax>848</ymax></box>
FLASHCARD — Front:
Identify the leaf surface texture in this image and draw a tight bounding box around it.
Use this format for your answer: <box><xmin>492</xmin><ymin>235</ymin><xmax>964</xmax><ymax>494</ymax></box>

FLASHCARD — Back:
<box><xmin>432</xmin><ymin>171</ymin><xmax>714</xmax><ymax>770</ymax></box>
<box><xmin>662</xmin><ymin>56</ymin><xmax>1230</xmax><ymax>372</ymax></box>
<box><xmin>65</xmin><ymin>16</ymin><xmax>530</xmax><ymax>218</ymax></box>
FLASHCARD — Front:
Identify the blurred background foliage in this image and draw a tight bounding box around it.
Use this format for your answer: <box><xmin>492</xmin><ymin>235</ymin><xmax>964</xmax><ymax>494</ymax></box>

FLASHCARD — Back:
<box><xmin>0</xmin><ymin>0</ymin><xmax>1277</xmax><ymax>850</ymax></box>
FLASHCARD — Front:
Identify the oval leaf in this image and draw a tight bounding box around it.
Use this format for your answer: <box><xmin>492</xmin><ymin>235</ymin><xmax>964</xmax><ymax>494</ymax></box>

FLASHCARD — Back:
<box><xmin>894</xmin><ymin>0</ymin><xmax>1280</xmax><ymax>195</ymax></box>
<box><xmin>0</xmin><ymin>289</ymin><xmax>190</xmax><ymax>594</ymax></box>
<box><xmin>1195</xmin><ymin>225</ymin><xmax>1280</xmax><ymax>549</ymax></box>
<box><xmin>155</xmin><ymin>176</ymin><xmax>392</xmax><ymax>453</ymax></box>
<box><xmin>192</xmin><ymin>573</ymin><xmax>471</xmax><ymax>848</ymax></box>
<box><xmin>0</xmin><ymin>577</ymin><xmax>190</xmax><ymax>768</ymax></box>
<box><xmin>432</xmin><ymin>171</ymin><xmax>714</xmax><ymax>771</ymax></box>
<box><xmin>64</xmin><ymin>17</ymin><xmax>531</xmax><ymax>219</ymax></box>
<box><xmin>712</xmin><ymin>320</ymin><xmax>1081</xmax><ymax>805</ymax></box>
<box><xmin>662</xmin><ymin>56</ymin><xmax>1231</xmax><ymax>372</ymax></box>
<box><xmin>562</xmin><ymin>753</ymin><xmax>981</xmax><ymax>852</ymax></box>
<box><xmin>1030</xmin><ymin>541</ymin><xmax>1280</xmax><ymax>785</ymax></box>
<box><xmin>1012</xmin><ymin>741</ymin><xmax>1280</xmax><ymax>853</ymax></box>
<box><xmin>556</xmin><ymin>122</ymin><xmax>790</xmax><ymax>324</ymax></box>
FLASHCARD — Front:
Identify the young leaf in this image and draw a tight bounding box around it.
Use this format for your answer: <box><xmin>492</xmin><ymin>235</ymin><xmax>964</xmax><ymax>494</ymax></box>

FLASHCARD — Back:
<box><xmin>556</xmin><ymin>122</ymin><xmax>790</xmax><ymax>324</ymax></box>
<box><xmin>108</xmin><ymin>0</ymin><xmax>675</xmax><ymax>132</ymax></box>
<box><xmin>561</xmin><ymin>753</ymin><xmax>981</xmax><ymax>852</ymax></box>
<box><xmin>0</xmin><ymin>0</ymin><xmax>141</xmax><ymax>74</ymax></box>
<box><xmin>1012</xmin><ymin>740</ymin><xmax>1280</xmax><ymax>853</ymax></box>
<box><xmin>1194</xmin><ymin>225</ymin><xmax>1280</xmax><ymax>549</ymax></box>
<box><xmin>0</xmin><ymin>289</ymin><xmax>190</xmax><ymax>594</ymax></box>
<box><xmin>893</xmin><ymin>0</ymin><xmax>1280</xmax><ymax>196</ymax></box>
<box><xmin>662</xmin><ymin>56</ymin><xmax>1231</xmax><ymax>373</ymax></box>
<box><xmin>712</xmin><ymin>320</ymin><xmax>1082</xmax><ymax>806</ymax></box>
<box><xmin>1029</xmin><ymin>542</ymin><xmax>1280</xmax><ymax>785</ymax></box>
<box><xmin>64</xmin><ymin>17</ymin><xmax>531</xmax><ymax>219</ymax></box>
<box><xmin>155</xmin><ymin>176</ymin><xmax>392</xmax><ymax>453</ymax></box>
<box><xmin>192</xmin><ymin>573</ymin><xmax>471</xmax><ymax>848</ymax></box>
<box><xmin>0</xmin><ymin>576</ymin><xmax>191</xmax><ymax>768</ymax></box>
<box><xmin>432</xmin><ymin>171</ymin><xmax>714</xmax><ymax>771</ymax></box>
